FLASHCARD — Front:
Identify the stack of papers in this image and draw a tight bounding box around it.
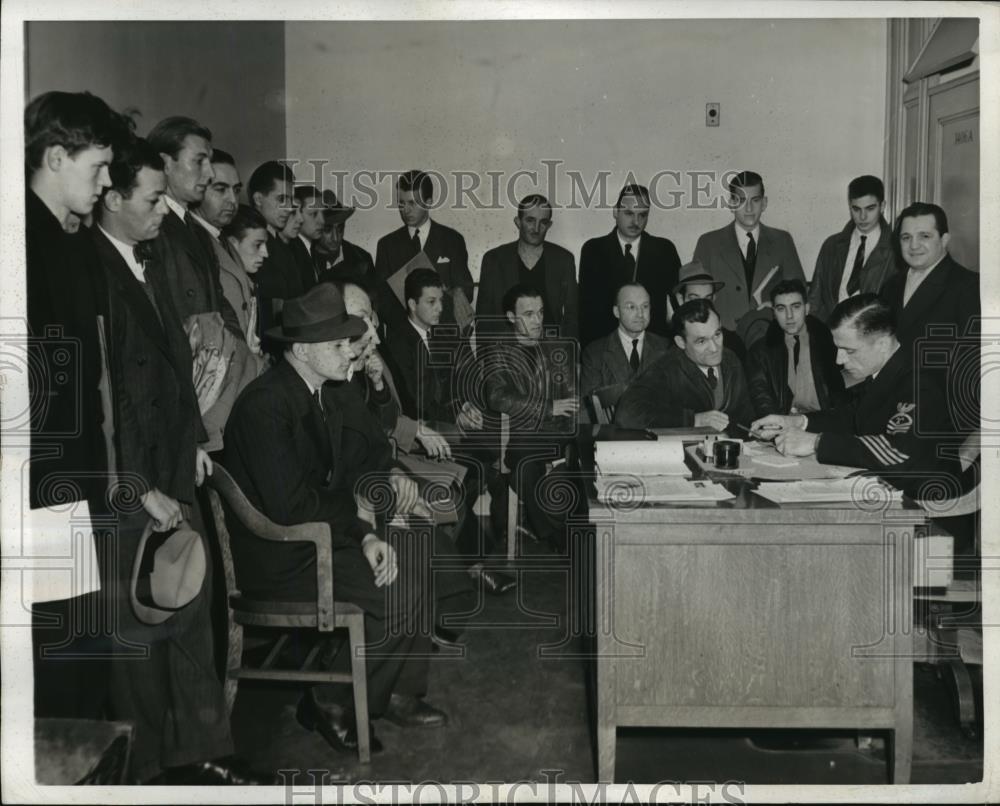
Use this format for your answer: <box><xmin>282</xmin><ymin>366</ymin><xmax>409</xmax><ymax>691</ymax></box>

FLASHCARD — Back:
<box><xmin>597</xmin><ymin>475</ymin><xmax>735</xmax><ymax>503</ymax></box>
<box><xmin>596</xmin><ymin>440</ymin><xmax>687</xmax><ymax>476</ymax></box>
<box><xmin>754</xmin><ymin>479</ymin><xmax>902</xmax><ymax>504</ymax></box>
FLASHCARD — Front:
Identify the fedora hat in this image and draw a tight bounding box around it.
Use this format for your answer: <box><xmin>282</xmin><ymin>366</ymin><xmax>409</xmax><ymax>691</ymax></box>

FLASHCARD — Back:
<box><xmin>319</xmin><ymin>189</ymin><xmax>355</xmax><ymax>225</ymax></box>
<box><xmin>672</xmin><ymin>260</ymin><xmax>726</xmax><ymax>296</ymax></box>
<box><xmin>130</xmin><ymin>520</ymin><xmax>206</xmax><ymax>625</ymax></box>
<box><xmin>265</xmin><ymin>283</ymin><xmax>368</xmax><ymax>343</ymax></box>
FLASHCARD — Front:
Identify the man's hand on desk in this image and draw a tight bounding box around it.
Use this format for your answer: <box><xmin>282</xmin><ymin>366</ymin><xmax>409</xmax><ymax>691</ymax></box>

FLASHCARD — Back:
<box><xmin>750</xmin><ymin>413</ymin><xmax>808</xmax><ymax>440</ymax></box>
<box><xmin>775</xmin><ymin>429</ymin><xmax>821</xmax><ymax>457</ymax></box>
<box><xmin>552</xmin><ymin>398</ymin><xmax>580</xmax><ymax>418</ymax></box>
<box><xmin>694</xmin><ymin>410</ymin><xmax>729</xmax><ymax>431</ymax></box>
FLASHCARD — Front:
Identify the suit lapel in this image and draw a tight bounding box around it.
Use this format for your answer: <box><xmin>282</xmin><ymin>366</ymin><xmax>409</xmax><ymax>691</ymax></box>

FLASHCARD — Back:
<box><xmin>603</xmin><ymin>334</ymin><xmax>631</xmax><ymax>385</ymax></box>
<box><xmin>900</xmin><ymin>258</ymin><xmax>953</xmax><ymax>333</ymax></box>
<box><xmin>720</xmin><ymin>223</ymin><xmax>747</xmax><ymax>289</ymax></box>
<box><xmin>679</xmin><ymin>353</ymin><xmax>713</xmax><ymax>411</ymax></box>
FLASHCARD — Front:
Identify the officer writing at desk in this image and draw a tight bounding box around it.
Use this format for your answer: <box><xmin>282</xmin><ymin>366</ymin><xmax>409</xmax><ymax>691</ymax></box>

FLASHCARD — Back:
<box><xmin>750</xmin><ymin>294</ymin><xmax>952</xmax><ymax>496</ymax></box>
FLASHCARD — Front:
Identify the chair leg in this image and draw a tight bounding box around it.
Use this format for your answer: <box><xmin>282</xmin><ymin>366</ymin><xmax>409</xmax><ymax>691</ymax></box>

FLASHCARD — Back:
<box><xmin>507</xmin><ymin>483</ymin><xmax>519</xmax><ymax>561</ymax></box>
<box><xmin>224</xmin><ymin>619</ymin><xmax>243</xmax><ymax>717</ymax></box>
<box><xmin>348</xmin><ymin>615</ymin><xmax>371</xmax><ymax>763</ymax></box>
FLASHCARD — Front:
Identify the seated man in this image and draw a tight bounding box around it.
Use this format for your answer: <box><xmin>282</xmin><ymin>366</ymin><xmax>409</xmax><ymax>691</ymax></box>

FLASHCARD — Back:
<box><xmin>746</xmin><ymin>279</ymin><xmax>845</xmax><ymax>417</ymax></box>
<box><xmin>224</xmin><ymin>283</ymin><xmax>447</xmax><ymax>755</ymax></box>
<box><xmin>485</xmin><ymin>284</ymin><xmax>584</xmax><ymax>551</ymax></box>
<box><xmin>751</xmin><ymin>294</ymin><xmax>954</xmax><ymax>497</ymax></box>
<box><xmin>615</xmin><ymin>299</ymin><xmax>753</xmax><ymax>433</ymax></box>
<box><xmin>669</xmin><ymin>260</ymin><xmax>747</xmax><ymax>361</ymax></box>
<box><xmin>580</xmin><ymin>282</ymin><xmax>671</xmax><ymax>415</ymax></box>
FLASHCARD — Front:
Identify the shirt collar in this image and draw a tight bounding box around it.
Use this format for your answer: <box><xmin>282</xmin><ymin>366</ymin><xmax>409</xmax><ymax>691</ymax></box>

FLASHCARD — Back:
<box><xmin>408</xmin><ymin>218</ymin><xmax>431</xmax><ymax>240</ymax></box>
<box><xmin>190</xmin><ymin>211</ymin><xmax>220</xmax><ymax>239</ymax></box>
<box><xmin>298</xmin><ymin>233</ymin><xmax>313</xmax><ymax>254</ymax></box>
<box><xmin>409</xmin><ymin>317</ymin><xmax>430</xmax><ymax>345</ymax></box>
<box><xmin>736</xmin><ymin>223</ymin><xmax>760</xmax><ymax>245</ymax></box>
<box><xmin>617</xmin><ymin>327</ymin><xmax>644</xmax><ymax>354</ymax></box>
<box><xmin>289</xmin><ymin>361</ymin><xmax>323</xmax><ymax>397</ymax></box>
<box><xmin>164</xmin><ymin>194</ymin><xmax>187</xmax><ymax>221</ymax></box>
<box><xmin>617</xmin><ymin>231</ymin><xmax>640</xmax><ymax>257</ymax></box>
<box><xmin>854</xmin><ymin>223</ymin><xmax>880</xmax><ymax>245</ymax></box>
<box><xmin>98</xmin><ymin>224</ymin><xmax>146</xmax><ymax>282</ymax></box>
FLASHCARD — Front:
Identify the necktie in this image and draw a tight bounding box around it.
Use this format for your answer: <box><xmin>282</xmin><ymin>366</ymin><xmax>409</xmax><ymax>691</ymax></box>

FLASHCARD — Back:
<box><xmin>629</xmin><ymin>338</ymin><xmax>640</xmax><ymax>373</ymax></box>
<box><xmin>846</xmin><ymin>234</ymin><xmax>867</xmax><ymax>296</ymax></box>
<box><xmin>623</xmin><ymin>242</ymin><xmax>636</xmax><ymax>282</ymax></box>
<box><xmin>744</xmin><ymin>232</ymin><xmax>757</xmax><ymax>294</ymax></box>
<box><xmin>411</xmin><ymin>228</ymin><xmax>421</xmax><ymax>252</ymax></box>
<box><xmin>792</xmin><ymin>335</ymin><xmax>801</xmax><ymax>371</ymax></box>
<box><xmin>133</xmin><ymin>242</ymin><xmax>151</xmax><ymax>265</ymax></box>
<box><xmin>707</xmin><ymin>367</ymin><xmax>718</xmax><ymax>390</ymax></box>
<box><xmin>313</xmin><ymin>389</ymin><xmax>325</xmax><ymax>418</ymax></box>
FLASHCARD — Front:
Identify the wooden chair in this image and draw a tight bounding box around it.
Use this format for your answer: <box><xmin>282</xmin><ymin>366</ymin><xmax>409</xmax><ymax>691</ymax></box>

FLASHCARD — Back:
<box><xmin>205</xmin><ymin>464</ymin><xmax>371</xmax><ymax>762</ymax></box>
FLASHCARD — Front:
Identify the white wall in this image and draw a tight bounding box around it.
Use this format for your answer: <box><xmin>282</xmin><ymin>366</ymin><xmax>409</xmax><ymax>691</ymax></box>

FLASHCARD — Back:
<box><xmin>285</xmin><ymin>19</ymin><xmax>887</xmax><ymax>282</ymax></box>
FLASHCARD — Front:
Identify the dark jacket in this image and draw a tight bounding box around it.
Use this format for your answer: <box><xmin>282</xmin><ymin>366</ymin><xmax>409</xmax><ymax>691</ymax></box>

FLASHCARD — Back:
<box><xmin>808</xmin><ymin>216</ymin><xmax>897</xmax><ymax>324</ymax></box>
<box><xmin>25</xmin><ymin>190</ymin><xmax>109</xmax><ymax>508</ymax></box>
<box><xmin>223</xmin><ymin>360</ymin><xmax>389</xmax><ymax>600</ymax></box>
<box><xmin>92</xmin><ymin>227</ymin><xmax>204</xmax><ymax>504</ymax></box>
<box><xmin>152</xmin><ymin>207</ymin><xmax>242</xmax><ymax>337</ymax></box>
<box><xmin>383</xmin><ymin>320</ymin><xmax>458</xmax><ymax>425</ymax></box>
<box><xmin>476</xmin><ymin>240</ymin><xmax>578</xmax><ymax>338</ymax></box>
<box><xmin>315</xmin><ymin>239</ymin><xmax>376</xmax><ymax>287</ymax></box>
<box><xmin>374</xmin><ymin>220</ymin><xmax>474</xmax><ymax>336</ymax></box>
<box><xmin>288</xmin><ymin>235</ymin><xmax>318</xmax><ymax>292</ymax></box>
<box><xmin>256</xmin><ymin>232</ymin><xmax>305</xmax><ymax>338</ymax></box>
<box><xmin>746</xmin><ymin>316</ymin><xmax>845</xmax><ymax>417</ymax></box>
<box><xmin>578</xmin><ymin>229</ymin><xmax>681</xmax><ymax>347</ymax></box>
<box><xmin>615</xmin><ymin>347</ymin><xmax>754</xmax><ymax>432</ymax></box>
<box><xmin>580</xmin><ymin>329</ymin><xmax>672</xmax><ymax>406</ymax></box>
<box><xmin>806</xmin><ymin>346</ymin><xmax>954</xmax><ymax>496</ymax></box>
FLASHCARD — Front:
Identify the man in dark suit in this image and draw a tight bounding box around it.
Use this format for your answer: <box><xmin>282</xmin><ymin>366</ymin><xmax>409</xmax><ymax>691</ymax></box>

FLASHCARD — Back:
<box><xmin>578</xmin><ymin>183</ymin><xmax>681</xmax><ymax>346</ymax></box>
<box><xmin>147</xmin><ymin>116</ymin><xmax>242</xmax><ymax>339</ymax></box>
<box><xmin>809</xmin><ymin>175</ymin><xmax>897</xmax><ymax>324</ymax></box>
<box><xmin>374</xmin><ymin>169</ymin><xmax>474</xmax><ymax>336</ymax></box>
<box><xmin>580</xmin><ymin>282</ymin><xmax>671</xmax><ymax>415</ymax></box>
<box><xmin>248</xmin><ymin>160</ymin><xmax>302</xmax><ymax>339</ymax></box>
<box><xmin>281</xmin><ymin>193</ymin><xmax>315</xmax><ymax>289</ymax></box>
<box><xmin>752</xmin><ymin>294</ymin><xmax>956</xmax><ymax>498</ymax></box>
<box><xmin>693</xmin><ymin>170</ymin><xmax>805</xmax><ymax>337</ymax></box>
<box><xmin>880</xmin><ymin>202</ymin><xmax>980</xmax><ymax>434</ymax></box>
<box><xmin>91</xmin><ymin>136</ymin><xmax>267</xmax><ymax>785</ymax></box>
<box><xmin>746</xmin><ymin>279</ymin><xmax>845</xmax><ymax>417</ymax></box>
<box><xmin>25</xmin><ymin>90</ymin><xmax>128</xmax><ymax>720</ymax></box>
<box><xmin>616</xmin><ymin>299</ymin><xmax>754</xmax><ymax>433</ymax></box>
<box><xmin>224</xmin><ymin>284</ymin><xmax>447</xmax><ymax>752</ymax></box>
<box><xmin>477</xmin><ymin>194</ymin><xmax>578</xmax><ymax>338</ymax></box>
<box><xmin>314</xmin><ymin>190</ymin><xmax>376</xmax><ymax>286</ymax></box>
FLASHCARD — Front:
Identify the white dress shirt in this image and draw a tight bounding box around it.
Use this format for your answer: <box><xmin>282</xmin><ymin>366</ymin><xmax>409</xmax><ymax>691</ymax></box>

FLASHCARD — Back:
<box><xmin>164</xmin><ymin>194</ymin><xmax>188</xmax><ymax>221</ymax></box>
<box><xmin>617</xmin><ymin>328</ymin><xmax>645</xmax><ymax>361</ymax></box>
<box><xmin>838</xmin><ymin>223</ymin><xmax>880</xmax><ymax>303</ymax></box>
<box><xmin>902</xmin><ymin>255</ymin><xmax>947</xmax><ymax>306</ymax></box>
<box><xmin>736</xmin><ymin>225</ymin><xmax>760</xmax><ymax>259</ymax></box>
<box><xmin>617</xmin><ymin>232</ymin><xmax>640</xmax><ymax>263</ymax></box>
<box><xmin>98</xmin><ymin>225</ymin><xmax>146</xmax><ymax>283</ymax></box>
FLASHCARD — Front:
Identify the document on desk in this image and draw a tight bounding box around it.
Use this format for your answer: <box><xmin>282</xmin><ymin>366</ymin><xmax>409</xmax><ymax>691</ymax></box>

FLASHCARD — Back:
<box><xmin>596</xmin><ymin>440</ymin><xmax>687</xmax><ymax>476</ymax></box>
<box><xmin>597</xmin><ymin>475</ymin><xmax>735</xmax><ymax>503</ymax></box>
<box><xmin>754</xmin><ymin>479</ymin><xmax>902</xmax><ymax>504</ymax></box>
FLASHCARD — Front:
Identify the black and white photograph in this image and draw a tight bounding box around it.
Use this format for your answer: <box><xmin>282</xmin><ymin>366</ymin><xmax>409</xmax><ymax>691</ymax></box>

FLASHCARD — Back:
<box><xmin>1</xmin><ymin>0</ymin><xmax>996</xmax><ymax>802</ymax></box>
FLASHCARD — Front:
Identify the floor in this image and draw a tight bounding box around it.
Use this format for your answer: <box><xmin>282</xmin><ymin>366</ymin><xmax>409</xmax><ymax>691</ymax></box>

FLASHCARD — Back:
<box><xmin>230</xmin><ymin>527</ymin><xmax>984</xmax><ymax>787</ymax></box>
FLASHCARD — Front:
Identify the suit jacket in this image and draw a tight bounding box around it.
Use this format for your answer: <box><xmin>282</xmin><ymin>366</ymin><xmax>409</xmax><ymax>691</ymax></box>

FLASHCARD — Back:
<box><xmin>289</xmin><ymin>235</ymin><xmax>318</xmax><ymax>292</ymax></box>
<box><xmin>578</xmin><ymin>229</ymin><xmax>681</xmax><ymax>347</ymax></box>
<box><xmin>212</xmin><ymin>235</ymin><xmax>259</xmax><ymax>345</ymax></box>
<box><xmin>315</xmin><ymin>239</ymin><xmax>376</xmax><ymax>288</ymax></box>
<box><xmin>92</xmin><ymin>227</ymin><xmax>203</xmax><ymax>504</ymax></box>
<box><xmin>746</xmin><ymin>316</ymin><xmax>845</xmax><ymax>417</ymax></box>
<box><xmin>484</xmin><ymin>338</ymin><xmax>576</xmax><ymax>439</ymax></box>
<box><xmin>152</xmin><ymin>208</ymin><xmax>242</xmax><ymax>337</ymax></box>
<box><xmin>26</xmin><ymin>190</ymin><xmax>109</xmax><ymax>508</ymax></box>
<box><xmin>615</xmin><ymin>348</ymin><xmax>754</xmax><ymax>432</ymax></box>
<box><xmin>256</xmin><ymin>232</ymin><xmax>306</xmax><ymax>338</ymax></box>
<box><xmin>808</xmin><ymin>217</ymin><xmax>897</xmax><ymax>324</ymax></box>
<box><xmin>374</xmin><ymin>220</ymin><xmax>474</xmax><ymax>335</ymax></box>
<box><xmin>580</xmin><ymin>329</ymin><xmax>672</xmax><ymax>406</ymax></box>
<box><xmin>693</xmin><ymin>222</ymin><xmax>805</xmax><ymax>331</ymax></box>
<box><xmin>223</xmin><ymin>360</ymin><xmax>388</xmax><ymax>600</ymax></box>
<box><xmin>383</xmin><ymin>320</ymin><xmax>463</xmax><ymax>425</ymax></box>
<box><xmin>476</xmin><ymin>240</ymin><xmax>578</xmax><ymax>338</ymax></box>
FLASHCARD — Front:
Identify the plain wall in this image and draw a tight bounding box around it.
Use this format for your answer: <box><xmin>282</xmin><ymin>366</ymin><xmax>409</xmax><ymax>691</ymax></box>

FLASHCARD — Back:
<box><xmin>285</xmin><ymin>19</ymin><xmax>887</xmax><ymax>282</ymax></box>
<box><xmin>26</xmin><ymin>21</ymin><xmax>286</xmax><ymax>184</ymax></box>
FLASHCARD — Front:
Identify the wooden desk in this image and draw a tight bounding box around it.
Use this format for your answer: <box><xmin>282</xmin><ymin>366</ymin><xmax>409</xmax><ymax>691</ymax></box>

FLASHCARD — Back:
<box><xmin>590</xmin><ymin>476</ymin><xmax>926</xmax><ymax>784</ymax></box>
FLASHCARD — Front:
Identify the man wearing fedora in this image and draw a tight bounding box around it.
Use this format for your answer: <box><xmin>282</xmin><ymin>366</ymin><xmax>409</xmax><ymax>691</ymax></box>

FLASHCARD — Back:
<box><xmin>224</xmin><ymin>283</ymin><xmax>448</xmax><ymax>755</ymax></box>
<box><xmin>580</xmin><ymin>282</ymin><xmax>671</xmax><ymax>414</ymax></box>
<box><xmin>91</xmin><ymin>136</ymin><xmax>268</xmax><ymax>785</ymax></box>
<box><xmin>312</xmin><ymin>189</ymin><xmax>375</xmax><ymax>287</ymax></box>
<box><xmin>669</xmin><ymin>260</ymin><xmax>747</xmax><ymax>362</ymax></box>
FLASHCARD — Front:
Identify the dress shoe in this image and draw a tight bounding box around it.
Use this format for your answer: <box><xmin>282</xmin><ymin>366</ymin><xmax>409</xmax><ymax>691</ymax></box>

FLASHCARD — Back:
<box><xmin>382</xmin><ymin>694</ymin><xmax>448</xmax><ymax>728</ymax></box>
<box><xmin>478</xmin><ymin>568</ymin><xmax>517</xmax><ymax>596</ymax></box>
<box><xmin>296</xmin><ymin>692</ymin><xmax>383</xmax><ymax>754</ymax></box>
<box><xmin>430</xmin><ymin>624</ymin><xmax>464</xmax><ymax>650</ymax></box>
<box><xmin>148</xmin><ymin>757</ymin><xmax>279</xmax><ymax>785</ymax></box>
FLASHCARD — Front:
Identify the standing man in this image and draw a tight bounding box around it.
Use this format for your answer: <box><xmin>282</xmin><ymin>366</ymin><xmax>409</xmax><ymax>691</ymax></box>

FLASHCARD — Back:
<box><xmin>669</xmin><ymin>260</ymin><xmax>747</xmax><ymax>361</ymax></box>
<box><xmin>809</xmin><ymin>175</ymin><xmax>896</xmax><ymax>324</ymax></box>
<box><xmin>693</xmin><ymin>170</ymin><xmax>804</xmax><ymax>338</ymax></box>
<box><xmin>146</xmin><ymin>116</ymin><xmax>242</xmax><ymax>338</ymax></box>
<box><xmin>375</xmin><ymin>170</ymin><xmax>474</xmax><ymax>337</ymax></box>
<box><xmin>580</xmin><ymin>282</ymin><xmax>671</xmax><ymax>413</ymax></box>
<box><xmin>248</xmin><ymin>160</ymin><xmax>302</xmax><ymax>338</ymax></box>
<box><xmin>477</xmin><ymin>194</ymin><xmax>578</xmax><ymax>338</ymax></box>
<box><xmin>25</xmin><ymin>90</ymin><xmax>127</xmax><ymax>720</ymax></box>
<box><xmin>314</xmin><ymin>190</ymin><xmax>375</xmax><ymax>286</ymax></box>
<box><xmin>91</xmin><ymin>136</ymin><xmax>268</xmax><ymax>784</ymax></box>
<box><xmin>615</xmin><ymin>299</ymin><xmax>754</xmax><ymax>433</ymax></box>
<box><xmin>746</xmin><ymin>279</ymin><xmax>845</xmax><ymax>417</ymax></box>
<box><xmin>293</xmin><ymin>185</ymin><xmax>324</xmax><ymax>289</ymax></box>
<box><xmin>578</xmin><ymin>183</ymin><xmax>681</xmax><ymax>347</ymax></box>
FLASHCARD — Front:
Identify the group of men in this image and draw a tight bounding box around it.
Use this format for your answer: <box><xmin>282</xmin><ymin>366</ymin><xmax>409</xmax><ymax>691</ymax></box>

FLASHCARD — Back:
<box><xmin>25</xmin><ymin>88</ymin><xmax>980</xmax><ymax>784</ymax></box>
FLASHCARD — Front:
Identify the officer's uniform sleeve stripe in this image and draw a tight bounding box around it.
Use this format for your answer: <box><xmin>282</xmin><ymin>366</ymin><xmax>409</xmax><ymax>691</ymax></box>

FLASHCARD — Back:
<box><xmin>860</xmin><ymin>434</ymin><xmax>909</xmax><ymax>466</ymax></box>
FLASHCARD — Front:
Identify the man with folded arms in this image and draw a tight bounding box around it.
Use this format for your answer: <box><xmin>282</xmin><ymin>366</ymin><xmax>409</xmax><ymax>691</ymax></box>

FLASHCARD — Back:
<box><xmin>746</xmin><ymin>279</ymin><xmax>844</xmax><ymax>417</ymax></box>
<box><xmin>615</xmin><ymin>298</ymin><xmax>753</xmax><ymax>433</ymax></box>
<box><xmin>751</xmin><ymin>295</ymin><xmax>953</xmax><ymax>497</ymax></box>
<box><xmin>224</xmin><ymin>284</ymin><xmax>447</xmax><ymax>755</ymax></box>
